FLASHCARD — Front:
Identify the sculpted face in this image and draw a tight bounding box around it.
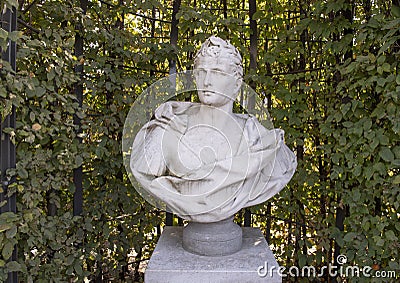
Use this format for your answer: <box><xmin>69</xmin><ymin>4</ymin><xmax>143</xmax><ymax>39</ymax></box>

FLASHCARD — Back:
<box><xmin>193</xmin><ymin>36</ymin><xmax>243</xmax><ymax>108</ymax></box>
<box><xmin>194</xmin><ymin>60</ymin><xmax>240</xmax><ymax>107</ymax></box>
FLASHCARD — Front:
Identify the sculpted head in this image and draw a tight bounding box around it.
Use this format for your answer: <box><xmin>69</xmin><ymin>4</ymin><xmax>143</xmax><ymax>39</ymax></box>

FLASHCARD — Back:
<box><xmin>193</xmin><ymin>36</ymin><xmax>243</xmax><ymax>108</ymax></box>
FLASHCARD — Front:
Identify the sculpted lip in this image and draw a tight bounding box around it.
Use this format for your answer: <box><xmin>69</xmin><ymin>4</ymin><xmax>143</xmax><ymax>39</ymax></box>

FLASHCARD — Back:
<box><xmin>202</xmin><ymin>91</ymin><xmax>215</xmax><ymax>96</ymax></box>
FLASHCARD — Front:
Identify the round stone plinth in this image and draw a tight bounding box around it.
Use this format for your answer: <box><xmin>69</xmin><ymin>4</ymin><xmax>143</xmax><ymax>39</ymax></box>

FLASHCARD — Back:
<box><xmin>182</xmin><ymin>217</ymin><xmax>242</xmax><ymax>256</ymax></box>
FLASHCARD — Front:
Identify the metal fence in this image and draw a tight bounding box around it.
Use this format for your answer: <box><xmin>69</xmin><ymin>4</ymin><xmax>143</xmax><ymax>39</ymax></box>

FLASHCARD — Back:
<box><xmin>1</xmin><ymin>6</ymin><xmax>18</xmax><ymax>283</ymax></box>
<box><xmin>0</xmin><ymin>1</ymin><xmax>348</xmax><ymax>282</ymax></box>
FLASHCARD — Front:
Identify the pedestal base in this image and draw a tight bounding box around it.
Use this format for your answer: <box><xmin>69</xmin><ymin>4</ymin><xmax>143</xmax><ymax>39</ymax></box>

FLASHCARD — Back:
<box><xmin>182</xmin><ymin>217</ymin><xmax>242</xmax><ymax>256</ymax></box>
<box><xmin>145</xmin><ymin>227</ymin><xmax>282</xmax><ymax>283</ymax></box>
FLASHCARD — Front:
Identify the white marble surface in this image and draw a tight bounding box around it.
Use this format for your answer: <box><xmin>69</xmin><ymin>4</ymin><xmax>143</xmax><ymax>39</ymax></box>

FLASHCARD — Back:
<box><xmin>145</xmin><ymin>227</ymin><xmax>282</xmax><ymax>283</ymax></box>
<box><xmin>130</xmin><ymin>36</ymin><xmax>297</xmax><ymax>222</ymax></box>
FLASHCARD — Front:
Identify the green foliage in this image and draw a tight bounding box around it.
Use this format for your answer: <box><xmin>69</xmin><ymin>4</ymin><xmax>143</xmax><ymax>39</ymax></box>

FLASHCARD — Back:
<box><xmin>0</xmin><ymin>0</ymin><xmax>399</xmax><ymax>281</ymax></box>
<box><xmin>330</xmin><ymin>12</ymin><xmax>400</xmax><ymax>276</ymax></box>
<box><xmin>1</xmin><ymin>0</ymin><xmax>164</xmax><ymax>281</ymax></box>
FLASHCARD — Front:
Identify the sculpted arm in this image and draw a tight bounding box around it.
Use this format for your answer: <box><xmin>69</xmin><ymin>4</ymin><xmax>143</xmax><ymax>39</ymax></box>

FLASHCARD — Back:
<box><xmin>130</xmin><ymin>124</ymin><xmax>167</xmax><ymax>185</ymax></box>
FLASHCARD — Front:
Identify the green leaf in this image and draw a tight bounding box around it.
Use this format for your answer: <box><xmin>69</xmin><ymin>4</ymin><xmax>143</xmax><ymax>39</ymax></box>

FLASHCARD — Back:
<box><xmin>2</xmin><ymin>241</ymin><xmax>14</xmax><ymax>260</ymax></box>
<box><xmin>367</xmin><ymin>53</ymin><xmax>376</xmax><ymax>63</ymax></box>
<box><xmin>339</xmin><ymin>136</ymin><xmax>346</xmax><ymax>146</ymax></box>
<box><xmin>6</xmin><ymin>261</ymin><xmax>21</xmax><ymax>272</ymax></box>
<box><xmin>353</xmin><ymin>190</ymin><xmax>361</xmax><ymax>202</ymax></box>
<box><xmin>298</xmin><ymin>253</ymin><xmax>307</xmax><ymax>268</ymax></box>
<box><xmin>5</xmin><ymin>0</ymin><xmax>18</xmax><ymax>8</ymax></box>
<box><xmin>18</xmin><ymin>167</ymin><xmax>28</xmax><ymax>179</ymax></box>
<box><xmin>376</xmin><ymin>237</ymin><xmax>385</xmax><ymax>247</ymax></box>
<box><xmin>362</xmin><ymin>220</ymin><xmax>370</xmax><ymax>231</ymax></box>
<box><xmin>74</xmin><ymin>261</ymin><xmax>83</xmax><ymax>276</ymax></box>
<box><xmin>379</xmin><ymin>147</ymin><xmax>394</xmax><ymax>162</ymax></box>
<box><xmin>385</xmin><ymin>230</ymin><xmax>397</xmax><ymax>241</ymax></box>
<box><xmin>392</xmin><ymin>5</ymin><xmax>400</xmax><ymax>18</ymax></box>
<box><xmin>34</xmin><ymin>87</ymin><xmax>46</xmax><ymax>97</ymax></box>
<box><xmin>372</xmin><ymin>106</ymin><xmax>386</xmax><ymax>119</ymax></box>
<box><xmin>382</xmin><ymin>62</ymin><xmax>391</xmax><ymax>72</ymax></box>
<box><xmin>363</xmin><ymin>118</ymin><xmax>372</xmax><ymax>131</ymax></box>
<box><xmin>336</xmin><ymin>237</ymin><xmax>344</xmax><ymax>247</ymax></box>
<box><xmin>378</xmin><ymin>38</ymin><xmax>397</xmax><ymax>55</ymax></box>
<box><xmin>0</xmin><ymin>28</ymin><xmax>7</xmax><ymax>40</ymax></box>
<box><xmin>377</xmin><ymin>55</ymin><xmax>386</xmax><ymax>64</ymax></box>
<box><xmin>5</xmin><ymin>225</ymin><xmax>17</xmax><ymax>238</ymax></box>
<box><xmin>0</xmin><ymin>211</ymin><xmax>18</xmax><ymax>221</ymax></box>
<box><xmin>76</xmin><ymin>111</ymin><xmax>86</xmax><ymax>119</ymax></box>
<box><xmin>353</xmin><ymin>165</ymin><xmax>362</xmax><ymax>177</ymax></box>
<box><xmin>344</xmin><ymin>232</ymin><xmax>356</xmax><ymax>242</ymax></box>
<box><xmin>340</xmin><ymin>103</ymin><xmax>351</xmax><ymax>116</ymax></box>
<box><xmin>75</xmin><ymin>155</ymin><xmax>83</xmax><ymax>167</ymax></box>
<box><xmin>252</xmin><ymin>10</ymin><xmax>264</xmax><ymax>20</ymax></box>
<box><xmin>0</xmin><ymin>223</ymin><xmax>12</xmax><ymax>233</ymax></box>
<box><xmin>8</xmin><ymin>31</ymin><xmax>23</xmax><ymax>42</ymax></box>
<box><xmin>378</xmin><ymin>133</ymin><xmax>390</xmax><ymax>145</ymax></box>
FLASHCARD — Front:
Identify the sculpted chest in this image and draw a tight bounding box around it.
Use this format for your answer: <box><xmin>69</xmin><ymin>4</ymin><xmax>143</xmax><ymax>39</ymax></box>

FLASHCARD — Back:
<box><xmin>161</xmin><ymin>113</ymin><xmax>246</xmax><ymax>178</ymax></box>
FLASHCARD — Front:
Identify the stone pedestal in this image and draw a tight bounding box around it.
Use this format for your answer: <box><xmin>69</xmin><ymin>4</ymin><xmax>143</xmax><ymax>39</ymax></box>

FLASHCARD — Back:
<box><xmin>145</xmin><ymin>227</ymin><xmax>282</xmax><ymax>283</ymax></box>
<box><xmin>182</xmin><ymin>217</ymin><xmax>242</xmax><ymax>256</ymax></box>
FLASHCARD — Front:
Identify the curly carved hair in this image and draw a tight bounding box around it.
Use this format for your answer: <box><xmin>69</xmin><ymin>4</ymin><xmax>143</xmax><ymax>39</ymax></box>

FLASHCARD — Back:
<box><xmin>194</xmin><ymin>36</ymin><xmax>243</xmax><ymax>80</ymax></box>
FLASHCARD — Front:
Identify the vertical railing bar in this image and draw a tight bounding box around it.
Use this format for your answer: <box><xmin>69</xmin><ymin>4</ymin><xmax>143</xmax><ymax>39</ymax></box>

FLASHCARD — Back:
<box><xmin>244</xmin><ymin>0</ymin><xmax>258</xmax><ymax>228</ymax></box>
<box><xmin>166</xmin><ymin>211</ymin><xmax>173</xmax><ymax>226</ymax></box>
<box><xmin>169</xmin><ymin>0</ymin><xmax>180</xmax><ymax>76</ymax></box>
<box><xmin>298</xmin><ymin>0</ymin><xmax>308</xmax><ymax>261</ymax></box>
<box><xmin>262</xmin><ymin>13</ymin><xmax>273</xmax><ymax>242</ymax></box>
<box><xmin>73</xmin><ymin>0</ymin><xmax>88</xmax><ymax>217</ymax></box>
<box><xmin>0</xmin><ymin>6</ymin><xmax>18</xmax><ymax>283</ymax></box>
<box><xmin>333</xmin><ymin>2</ymin><xmax>354</xmax><ymax>277</ymax></box>
<box><xmin>265</xmin><ymin>202</ymin><xmax>272</xmax><ymax>242</ymax></box>
<box><xmin>166</xmin><ymin>0</ymin><xmax>181</xmax><ymax>227</ymax></box>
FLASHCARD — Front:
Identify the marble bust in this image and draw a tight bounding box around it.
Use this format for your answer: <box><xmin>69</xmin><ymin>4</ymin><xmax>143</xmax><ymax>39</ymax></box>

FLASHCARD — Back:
<box><xmin>130</xmin><ymin>36</ymin><xmax>297</xmax><ymax>224</ymax></box>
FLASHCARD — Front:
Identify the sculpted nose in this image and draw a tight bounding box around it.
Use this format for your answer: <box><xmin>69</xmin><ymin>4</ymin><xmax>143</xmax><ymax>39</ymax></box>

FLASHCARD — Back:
<box><xmin>204</xmin><ymin>70</ymin><xmax>212</xmax><ymax>86</ymax></box>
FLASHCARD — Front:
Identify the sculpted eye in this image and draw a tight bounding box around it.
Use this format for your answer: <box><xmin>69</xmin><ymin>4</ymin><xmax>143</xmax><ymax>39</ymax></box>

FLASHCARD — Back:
<box><xmin>193</xmin><ymin>69</ymin><xmax>206</xmax><ymax>77</ymax></box>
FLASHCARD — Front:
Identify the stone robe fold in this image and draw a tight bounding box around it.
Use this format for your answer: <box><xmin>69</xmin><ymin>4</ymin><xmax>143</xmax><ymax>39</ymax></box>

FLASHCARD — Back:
<box><xmin>130</xmin><ymin>101</ymin><xmax>297</xmax><ymax>222</ymax></box>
